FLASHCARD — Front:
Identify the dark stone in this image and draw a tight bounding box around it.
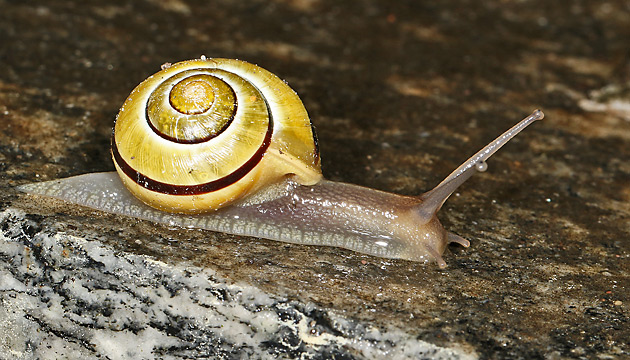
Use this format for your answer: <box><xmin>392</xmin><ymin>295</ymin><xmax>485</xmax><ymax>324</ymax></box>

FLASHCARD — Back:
<box><xmin>1</xmin><ymin>0</ymin><xmax>628</xmax><ymax>359</ymax></box>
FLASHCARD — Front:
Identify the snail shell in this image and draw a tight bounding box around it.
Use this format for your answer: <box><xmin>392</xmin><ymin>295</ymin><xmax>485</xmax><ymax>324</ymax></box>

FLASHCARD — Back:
<box><xmin>18</xmin><ymin>57</ymin><xmax>544</xmax><ymax>267</ymax></box>
<box><xmin>113</xmin><ymin>58</ymin><xmax>322</xmax><ymax>213</ymax></box>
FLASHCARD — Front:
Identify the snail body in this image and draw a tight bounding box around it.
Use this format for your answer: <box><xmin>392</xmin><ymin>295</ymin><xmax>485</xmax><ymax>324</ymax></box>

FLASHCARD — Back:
<box><xmin>18</xmin><ymin>57</ymin><xmax>543</xmax><ymax>267</ymax></box>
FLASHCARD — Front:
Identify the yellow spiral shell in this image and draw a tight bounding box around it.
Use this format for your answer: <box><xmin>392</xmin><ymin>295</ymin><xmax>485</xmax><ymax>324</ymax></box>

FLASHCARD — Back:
<box><xmin>112</xmin><ymin>58</ymin><xmax>322</xmax><ymax>213</ymax></box>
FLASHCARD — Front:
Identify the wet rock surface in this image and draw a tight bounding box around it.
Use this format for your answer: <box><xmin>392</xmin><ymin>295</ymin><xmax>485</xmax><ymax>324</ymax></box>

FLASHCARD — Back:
<box><xmin>1</xmin><ymin>0</ymin><xmax>628</xmax><ymax>359</ymax></box>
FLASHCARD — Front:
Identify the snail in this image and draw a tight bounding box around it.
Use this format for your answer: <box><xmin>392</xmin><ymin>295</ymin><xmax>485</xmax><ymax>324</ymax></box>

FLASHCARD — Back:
<box><xmin>18</xmin><ymin>57</ymin><xmax>544</xmax><ymax>267</ymax></box>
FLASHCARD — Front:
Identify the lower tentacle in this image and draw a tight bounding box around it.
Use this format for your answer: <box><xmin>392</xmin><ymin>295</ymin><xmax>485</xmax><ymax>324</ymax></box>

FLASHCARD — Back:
<box><xmin>424</xmin><ymin>245</ymin><xmax>447</xmax><ymax>268</ymax></box>
<box><xmin>448</xmin><ymin>232</ymin><xmax>470</xmax><ymax>247</ymax></box>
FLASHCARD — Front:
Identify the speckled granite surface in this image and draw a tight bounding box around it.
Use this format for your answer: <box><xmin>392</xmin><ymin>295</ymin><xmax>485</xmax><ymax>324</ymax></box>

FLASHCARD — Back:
<box><xmin>1</xmin><ymin>1</ymin><xmax>628</xmax><ymax>359</ymax></box>
<box><xmin>1</xmin><ymin>209</ymin><xmax>472</xmax><ymax>359</ymax></box>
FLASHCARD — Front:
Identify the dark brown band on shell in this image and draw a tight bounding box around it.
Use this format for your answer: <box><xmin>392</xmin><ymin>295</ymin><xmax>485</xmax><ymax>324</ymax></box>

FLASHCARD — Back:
<box><xmin>112</xmin><ymin>109</ymin><xmax>273</xmax><ymax>196</ymax></box>
<box><xmin>310</xmin><ymin>122</ymin><xmax>320</xmax><ymax>165</ymax></box>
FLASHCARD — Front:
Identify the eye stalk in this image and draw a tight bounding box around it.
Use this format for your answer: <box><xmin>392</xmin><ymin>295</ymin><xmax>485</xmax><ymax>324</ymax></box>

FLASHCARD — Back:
<box><xmin>415</xmin><ymin>110</ymin><xmax>544</xmax><ymax>224</ymax></box>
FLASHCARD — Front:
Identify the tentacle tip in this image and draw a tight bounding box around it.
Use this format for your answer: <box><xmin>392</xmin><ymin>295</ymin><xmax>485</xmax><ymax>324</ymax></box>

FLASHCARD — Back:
<box><xmin>436</xmin><ymin>257</ymin><xmax>447</xmax><ymax>269</ymax></box>
<box><xmin>448</xmin><ymin>232</ymin><xmax>470</xmax><ymax>248</ymax></box>
<box><xmin>532</xmin><ymin>109</ymin><xmax>544</xmax><ymax>121</ymax></box>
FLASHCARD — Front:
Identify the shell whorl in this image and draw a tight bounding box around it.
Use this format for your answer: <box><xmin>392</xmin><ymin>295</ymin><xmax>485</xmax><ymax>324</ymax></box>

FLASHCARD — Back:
<box><xmin>112</xmin><ymin>58</ymin><xmax>322</xmax><ymax>214</ymax></box>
